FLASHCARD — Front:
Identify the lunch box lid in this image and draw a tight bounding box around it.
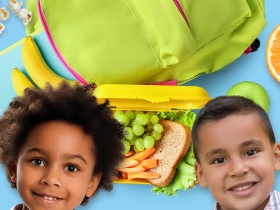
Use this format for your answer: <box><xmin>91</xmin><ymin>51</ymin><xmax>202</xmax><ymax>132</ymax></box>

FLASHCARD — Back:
<box><xmin>94</xmin><ymin>84</ymin><xmax>211</xmax><ymax>111</ymax></box>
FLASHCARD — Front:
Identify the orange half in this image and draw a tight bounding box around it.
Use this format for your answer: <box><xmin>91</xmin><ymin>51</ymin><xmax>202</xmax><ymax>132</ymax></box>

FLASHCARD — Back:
<box><xmin>266</xmin><ymin>24</ymin><xmax>280</xmax><ymax>83</ymax></box>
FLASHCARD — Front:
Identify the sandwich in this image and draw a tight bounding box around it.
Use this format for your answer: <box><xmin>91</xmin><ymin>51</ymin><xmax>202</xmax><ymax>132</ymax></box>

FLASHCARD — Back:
<box><xmin>147</xmin><ymin>119</ymin><xmax>192</xmax><ymax>187</ymax></box>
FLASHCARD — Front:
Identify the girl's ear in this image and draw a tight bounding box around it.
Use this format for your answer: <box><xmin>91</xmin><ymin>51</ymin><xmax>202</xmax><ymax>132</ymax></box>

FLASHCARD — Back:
<box><xmin>8</xmin><ymin>162</ymin><xmax>17</xmax><ymax>183</ymax></box>
<box><xmin>194</xmin><ymin>162</ymin><xmax>208</xmax><ymax>188</ymax></box>
<box><xmin>274</xmin><ymin>143</ymin><xmax>280</xmax><ymax>171</ymax></box>
<box><xmin>85</xmin><ymin>173</ymin><xmax>102</xmax><ymax>197</ymax></box>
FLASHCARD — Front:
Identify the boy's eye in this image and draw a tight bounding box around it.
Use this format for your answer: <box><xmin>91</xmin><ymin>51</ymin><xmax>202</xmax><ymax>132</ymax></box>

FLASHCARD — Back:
<box><xmin>31</xmin><ymin>159</ymin><xmax>44</xmax><ymax>166</ymax></box>
<box><xmin>212</xmin><ymin>157</ymin><xmax>226</xmax><ymax>164</ymax></box>
<box><xmin>245</xmin><ymin>149</ymin><xmax>258</xmax><ymax>156</ymax></box>
<box><xmin>65</xmin><ymin>165</ymin><xmax>79</xmax><ymax>172</ymax></box>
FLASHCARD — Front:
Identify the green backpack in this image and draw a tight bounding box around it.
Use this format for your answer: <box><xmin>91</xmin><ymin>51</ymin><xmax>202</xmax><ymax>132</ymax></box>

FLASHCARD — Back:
<box><xmin>29</xmin><ymin>0</ymin><xmax>265</xmax><ymax>85</ymax></box>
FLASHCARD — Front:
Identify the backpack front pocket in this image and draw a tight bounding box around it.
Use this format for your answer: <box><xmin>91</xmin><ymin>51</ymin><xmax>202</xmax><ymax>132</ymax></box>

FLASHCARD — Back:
<box><xmin>176</xmin><ymin>0</ymin><xmax>251</xmax><ymax>49</ymax></box>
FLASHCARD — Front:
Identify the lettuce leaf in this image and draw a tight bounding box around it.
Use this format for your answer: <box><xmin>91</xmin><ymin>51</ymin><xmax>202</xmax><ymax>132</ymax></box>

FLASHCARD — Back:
<box><xmin>152</xmin><ymin>110</ymin><xmax>197</xmax><ymax>196</ymax></box>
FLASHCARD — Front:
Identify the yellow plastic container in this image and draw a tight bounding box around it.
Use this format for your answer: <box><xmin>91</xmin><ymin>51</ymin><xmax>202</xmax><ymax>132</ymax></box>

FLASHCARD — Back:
<box><xmin>94</xmin><ymin>84</ymin><xmax>211</xmax><ymax>184</ymax></box>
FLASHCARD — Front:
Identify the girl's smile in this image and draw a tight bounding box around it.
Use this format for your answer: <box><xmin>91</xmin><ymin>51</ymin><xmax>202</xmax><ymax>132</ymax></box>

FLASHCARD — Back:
<box><xmin>9</xmin><ymin>120</ymin><xmax>102</xmax><ymax>210</ymax></box>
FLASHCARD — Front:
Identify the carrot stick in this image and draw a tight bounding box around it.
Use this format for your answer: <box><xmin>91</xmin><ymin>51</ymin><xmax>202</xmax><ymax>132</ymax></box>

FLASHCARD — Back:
<box><xmin>121</xmin><ymin>172</ymin><xmax>128</xmax><ymax>179</ymax></box>
<box><xmin>127</xmin><ymin>172</ymin><xmax>161</xmax><ymax>180</ymax></box>
<box><xmin>139</xmin><ymin>159</ymin><xmax>158</xmax><ymax>169</ymax></box>
<box><xmin>129</xmin><ymin>159</ymin><xmax>158</xmax><ymax>170</ymax></box>
<box><xmin>129</xmin><ymin>147</ymin><xmax>156</xmax><ymax>162</ymax></box>
<box><xmin>118</xmin><ymin>165</ymin><xmax>146</xmax><ymax>173</ymax></box>
<box><xmin>117</xmin><ymin>158</ymin><xmax>139</xmax><ymax>169</ymax></box>
<box><xmin>124</xmin><ymin>150</ymin><xmax>136</xmax><ymax>157</ymax></box>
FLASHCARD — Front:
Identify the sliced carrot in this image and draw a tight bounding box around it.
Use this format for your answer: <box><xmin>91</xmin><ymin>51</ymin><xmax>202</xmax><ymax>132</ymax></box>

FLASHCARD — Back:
<box><xmin>139</xmin><ymin>159</ymin><xmax>158</xmax><ymax>169</ymax></box>
<box><xmin>124</xmin><ymin>150</ymin><xmax>136</xmax><ymax>157</ymax></box>
<box><xmin>129</xmin><ymin>159</ymin><xmax>158</xmax><ymax>170</ymax></box>
<box><xmin>121</xmin><ymin>172</ymin><xmax>128</xmax><ymax>179</ymax></box>
<box><xmin>117</xmin><ymin>158</ymin><xmax>139</xmax><ymax>169</ymax></box>
<box><xmin>118</xmin><ymin>165</ymin><xmax>146</xmax><ymax>173</ymax></box>
<box><xmin>127</xmin><ymin>172</ymin><xmax>161</xmax><ymax>180</ymax></box>
<box><xmin>129</xmin><ymin>147</ymin><xmax>156</xmax><ymax>162</ymax></box>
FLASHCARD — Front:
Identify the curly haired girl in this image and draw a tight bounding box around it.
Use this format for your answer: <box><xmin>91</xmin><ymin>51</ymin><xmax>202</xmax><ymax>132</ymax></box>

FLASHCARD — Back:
<box><xmin>0</xmin><ymin>81</ymin><xmax>124</xmax><ymax>210</ymax></box>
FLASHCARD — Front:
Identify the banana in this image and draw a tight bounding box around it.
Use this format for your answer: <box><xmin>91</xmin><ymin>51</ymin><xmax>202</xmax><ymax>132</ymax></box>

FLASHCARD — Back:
<box><xmin>21</xmin><ymin>36</ymin><xmax>76</xmax><ymax>89</ymax></box>
<box><xmin>12</xmin><ymin>68</ymin><xmax>36</xmax><ymax>96</ymax></box>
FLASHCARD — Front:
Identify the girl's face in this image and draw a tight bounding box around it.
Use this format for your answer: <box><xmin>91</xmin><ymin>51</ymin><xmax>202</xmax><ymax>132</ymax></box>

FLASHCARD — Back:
<box><xmin>9</xmin><ymin>120</ymin><xmax>102</xmax><ymax>210</ymax></box>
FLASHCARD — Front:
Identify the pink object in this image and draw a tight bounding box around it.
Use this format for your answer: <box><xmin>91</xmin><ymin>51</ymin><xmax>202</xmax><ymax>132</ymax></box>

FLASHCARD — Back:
<box><xmin>243</xmin><ymin>46</ymin><xmax>253</xmax><ymax>54</ymax></box>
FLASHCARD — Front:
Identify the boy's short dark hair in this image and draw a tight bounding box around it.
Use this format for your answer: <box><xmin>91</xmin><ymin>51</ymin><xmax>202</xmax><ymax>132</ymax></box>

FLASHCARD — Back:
<box><xmin>192</xmin><ymin>95</ymin><xmax>275</xmax><ymax>163</ymax></box>
<box><xmin>0</xmin><ymin>81</ymin><xmax>124</xmax><ymax>205</ymax></box>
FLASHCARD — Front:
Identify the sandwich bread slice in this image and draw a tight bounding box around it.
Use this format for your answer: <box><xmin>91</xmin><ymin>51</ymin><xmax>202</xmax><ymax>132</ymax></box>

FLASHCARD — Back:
<box><xmin>147</xmin><ymin>119</ymin><xmax>192</xmax><ymax>187</ymax></box>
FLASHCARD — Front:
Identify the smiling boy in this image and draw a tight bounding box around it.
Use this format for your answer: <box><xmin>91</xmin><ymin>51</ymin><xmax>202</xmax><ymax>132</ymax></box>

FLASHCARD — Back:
<box><xmin>0</xmin><ymin>82</ymin><xmax>124</xmax><ymax>210</ymax></box>
<box><xmin>192</xmin><ymin>96</ymin><xmax>280</xmax><ymax>210</ymax></box>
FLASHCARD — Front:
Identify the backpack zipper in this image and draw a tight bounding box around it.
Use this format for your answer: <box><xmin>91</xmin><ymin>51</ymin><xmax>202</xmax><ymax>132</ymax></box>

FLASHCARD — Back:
<box><xmin>37</xmin><ymin>0</ymin><xmax>88</xmax><ymax>85</ymax></box>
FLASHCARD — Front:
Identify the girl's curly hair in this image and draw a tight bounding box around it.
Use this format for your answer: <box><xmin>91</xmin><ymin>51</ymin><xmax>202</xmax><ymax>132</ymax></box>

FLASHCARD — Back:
<box><xmin>0</xmin><ymin>81</ymin><xmax>124</xmax><ymax>205</ymax></box>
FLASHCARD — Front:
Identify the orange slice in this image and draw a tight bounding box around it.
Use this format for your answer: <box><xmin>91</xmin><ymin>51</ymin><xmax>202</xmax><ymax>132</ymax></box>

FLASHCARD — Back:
<box><xmin>266</xmin><ymin>24</ymin><xmax>280</xmax><ymax>83</ymax></box>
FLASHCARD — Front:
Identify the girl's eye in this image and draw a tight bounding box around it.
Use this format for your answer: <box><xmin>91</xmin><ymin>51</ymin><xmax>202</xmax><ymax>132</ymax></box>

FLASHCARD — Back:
<box><xmin>65</xmin><ymin>165</ymin><xmax>79</xmax><ymax>172</ymax></box>
<box><xmin>245</xmin><ymin>149</ymin><xmax>258</xmax><ymax>156</ymax></box>
<box><xmin>212</xmin><ymin>157</ymin><xmax>226</xmax><ymax>164</ymax></box>
<box><xmin>31</xmin><ymin>159</ymin><xmax>44</xmax><ymax>166</ymax></box>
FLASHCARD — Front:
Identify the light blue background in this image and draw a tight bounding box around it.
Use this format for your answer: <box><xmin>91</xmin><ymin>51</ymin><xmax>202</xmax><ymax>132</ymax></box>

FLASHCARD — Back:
<box><xmin>0</xmin><ymin>0</ymin><xmax>280</xmax><ymax>209</ymax></box>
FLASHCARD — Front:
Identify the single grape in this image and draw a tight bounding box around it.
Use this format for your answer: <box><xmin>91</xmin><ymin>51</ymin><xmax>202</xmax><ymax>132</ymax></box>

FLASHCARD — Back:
<box><xmin>132</xmin><ymin>124</ymin><xmax>144</xmax><ymax>136</ymax></box>
<box><xmin>122</xmin><ymin>140</ymin><xmax>131</xmax><ymax>155</ymax></box>
<box><xmin>117</xmin><ymin>114</ymin><xmax>130</xmax><ymax>126</ymax></box>
<box><xmin>150</xmin><ymin>115</ymin><xmax>159</xmax><ymax>124</ymax></box>
<box><xmin>145</xmin><ymin>114</ymin><xmax>151</xmax><ymax>123</ymax></box>
<box><xmin>133</xmin><ymin>145</ymin><xmax>141</xmax><ymax>153</ymax></box>
<box><xmin>135</xmin><ymin>138</ymin><xmax>144</xmax><ymax>151</ymax></box>
<box><xmin>124</xmin><ymin>127</ymin><xmax>133</xmax><ymax>140</ymax></box>
<box><xmin>135</xmin><ymin>114</ymin><xmax>148</xmax><ymax>125</ymax></box>
<box><xmin>153</xmin><ymin>123</ymin><xmax>163</xmax><ymax>133</ymax></box>
<box><xmin>151</xmin><ymin>131</ymin><xmax>162</xmax><ymax>140</ymax></box>
<box><xmin>113</xmin><ymin>110</ymin><xmax>123</xmax><ymax>119</ymax></box>
<box><xmin>143</xmin><ymin>136</ymin><xmax>155</xmax><ymax>149</ymax></box>
<box><xmin>125</xmin><ymin>110</ymin><xmax>135</xmax><ymax>120</ymax></box>
<box><xmin>129</xmin><ymin>135</ymin><xmax>138</xmax><ymax>145</ymax></box>
<box><xmin>146</xmin><ymin>111</ymin><xmax>156</xmax><ymax>116</ymax></box>
<box><xmin>131</xmin><ymin>119</ymin><xmax>137</xmax><ymax>127</ymax></box>
<box><xmin>134</xmin><ymin>111</ymin><xmax>144</xmax><ymax>116</ymax></box>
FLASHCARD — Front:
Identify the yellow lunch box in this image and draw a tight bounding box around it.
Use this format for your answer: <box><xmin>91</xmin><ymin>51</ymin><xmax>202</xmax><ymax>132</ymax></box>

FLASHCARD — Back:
<box><xmin>94</xmin><ymin>84</ymin><xmax>211</xmax><ymax>184</ymax></box>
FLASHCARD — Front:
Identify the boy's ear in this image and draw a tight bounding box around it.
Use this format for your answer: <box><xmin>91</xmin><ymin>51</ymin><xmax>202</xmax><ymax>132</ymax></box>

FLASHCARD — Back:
<box><xmin>8</xmin><ymin>162</ymin><xmax>17</xmax><ymax>183</ymax></box>
<box><xmin>274</xmin><ymin>143</ymin><xmax>280</xmax><ymax>171</ymax></box>
<box><xmin>194</xmin><ymin>162</ymin><xmax>208</xmax><ymax>188</ymax></box>
<box><xmin>85</xmin><ymin>173</ymin><xmax>102</xmax><ymax>197</ymax></box>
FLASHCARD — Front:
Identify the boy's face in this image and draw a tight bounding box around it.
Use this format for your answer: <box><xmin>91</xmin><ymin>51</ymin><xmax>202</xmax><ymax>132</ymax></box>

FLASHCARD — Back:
<box><xmin>195</xmin><ymin>113</ymin><xmax>280</xmax><ymax>210</ymax></box>
<box><xmin>9</xmin><ymin>121</ymin><xmax>102</xmax><ymax>210</ymax></box>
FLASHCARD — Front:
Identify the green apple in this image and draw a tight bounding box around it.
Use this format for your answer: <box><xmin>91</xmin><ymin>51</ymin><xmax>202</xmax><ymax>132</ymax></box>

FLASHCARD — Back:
<box><xmin>226</xmin><ymin>81</ymin><xmax>270</xmax><ymax>112</ymax></box>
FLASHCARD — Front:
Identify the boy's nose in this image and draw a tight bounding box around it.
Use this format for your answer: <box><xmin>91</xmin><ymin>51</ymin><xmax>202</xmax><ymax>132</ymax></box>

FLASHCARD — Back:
<box><xmin>228</xmin><ymin>158</ymin><xmax>249</xmax><ymax>177</ymax></box>
<box><xmin>40</xmin><ymin>167</ymin><xmax>61</xmax><ymax>187</ymax></box>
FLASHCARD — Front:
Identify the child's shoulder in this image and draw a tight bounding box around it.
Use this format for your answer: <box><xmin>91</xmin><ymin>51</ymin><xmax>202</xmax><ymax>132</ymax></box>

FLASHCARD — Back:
<box><xmin>9</xmin><ymin>204</ymin><xmax>23</xmax><ymax>210</ymax></box>
<box><xmin>266</xmin><ymin>190</ymin><xmax>280</xmax><ymax>209</ymax></box>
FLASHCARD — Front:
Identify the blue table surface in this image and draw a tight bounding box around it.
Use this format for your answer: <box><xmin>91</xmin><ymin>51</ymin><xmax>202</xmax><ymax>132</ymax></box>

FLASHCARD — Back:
<box><xmin>1</xmin><ymin>0</ymin><xmax>280</xmax><ymax>209</ymax></box>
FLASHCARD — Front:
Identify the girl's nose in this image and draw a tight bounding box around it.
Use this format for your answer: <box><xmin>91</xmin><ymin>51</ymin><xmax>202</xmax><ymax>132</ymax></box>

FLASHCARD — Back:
<box><xmin>40</xmin><ymin>167</ymin><xmax>61</xmax><ymax>187</ymax></box>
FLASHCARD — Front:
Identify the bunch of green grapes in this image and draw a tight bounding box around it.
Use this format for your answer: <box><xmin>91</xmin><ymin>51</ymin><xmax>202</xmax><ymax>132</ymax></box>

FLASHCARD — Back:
<box><xmin>114</xmin><ymin>110</ymin><xmax>164</xmax><ymax>155</ymax></box>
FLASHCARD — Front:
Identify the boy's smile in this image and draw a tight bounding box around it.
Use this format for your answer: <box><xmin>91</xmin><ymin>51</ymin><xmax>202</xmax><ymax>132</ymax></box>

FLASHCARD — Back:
<box><xmin>195</xmin><ymin>113</ymin><xmax>280</xmax><ymax>210</ymax></box>
<box><xmin>9</xmin><ymin>120</ymin><xmax>102</xmax><ymax>210</ymax></box>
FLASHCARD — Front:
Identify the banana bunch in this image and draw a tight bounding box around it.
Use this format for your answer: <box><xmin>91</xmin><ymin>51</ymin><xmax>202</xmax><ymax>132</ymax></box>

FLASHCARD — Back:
<box><xmin>12</xmin><ymin>68</ymin><xmax>36</xmax><ymax>96</ymax></box>
<box><xmin>12</xmin><ymin>36</ymin><xmax>77</xmax><ymax>96</ymax></box>
<box><xmin>21</xmin><ymin>36</ymin><xmax>76</xmax><ymax>89</ymax></box>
